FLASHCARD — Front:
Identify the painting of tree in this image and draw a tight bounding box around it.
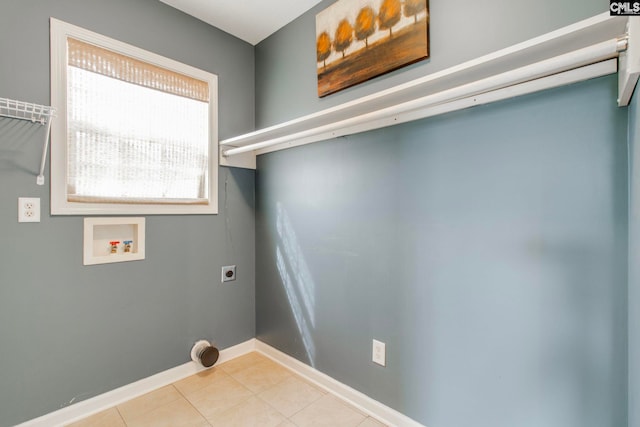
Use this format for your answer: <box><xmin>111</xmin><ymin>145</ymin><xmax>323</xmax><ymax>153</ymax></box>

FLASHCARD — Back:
<box><xmin>317</xmin><ymin>31</ymin><xmax>332</xmax><ymax>70</ymax></box>
<box><xmin>404</xmin><ymin>0</ymin><xmax>427</xmax><ymax>23</ymax></box>
<box><xmin>334</xmin><ymin>19</ymin><xmax>354</xmax><ymax>58</ymax></box>
<box><xmin>316</xmin><ymin>0</ymin><xmax>429</xmax><ymax>97</ymax></box>
<box><xmin>355</xmin><ymin>7</ymin><xmax>376</xmax><ymax>48</ymax></box>
<box><xmin>378</xmin><ymin>0</ymin><xmax>402</xmax><ymax>37</ymax></box>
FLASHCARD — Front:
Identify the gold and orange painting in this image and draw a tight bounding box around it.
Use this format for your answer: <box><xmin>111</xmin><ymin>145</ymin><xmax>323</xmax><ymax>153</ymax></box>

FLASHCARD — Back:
<box><xmin>316</xmin><ymin>0</ymin><xmax>429</xmax><ymax>97</ymax></box>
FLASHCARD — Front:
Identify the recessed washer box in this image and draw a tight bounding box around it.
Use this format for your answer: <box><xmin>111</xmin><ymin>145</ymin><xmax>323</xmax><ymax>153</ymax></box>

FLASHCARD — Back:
<box><xmin>83</xmin><ymin>217</ymin><xmax>145</xmax><ymax>265</ymax></box>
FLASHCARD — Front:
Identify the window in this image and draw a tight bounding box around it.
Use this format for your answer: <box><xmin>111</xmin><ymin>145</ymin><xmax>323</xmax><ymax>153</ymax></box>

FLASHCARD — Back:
<box><xmin>50</xmin><ymin>19</ymin><xmax>218</xmax><ymax>214</ymax></box>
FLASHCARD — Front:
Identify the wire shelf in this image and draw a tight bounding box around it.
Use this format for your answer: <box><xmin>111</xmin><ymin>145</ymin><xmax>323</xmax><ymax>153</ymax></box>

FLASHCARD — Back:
<box><xmin>0</xmin><ymin>97</ymin><xmax>55</xmax><ymax>125</ymax></box>
<box><xmin>0</xmin><ymin>97</ymin><xmax>56</xmax><ymax>185</ymax></box>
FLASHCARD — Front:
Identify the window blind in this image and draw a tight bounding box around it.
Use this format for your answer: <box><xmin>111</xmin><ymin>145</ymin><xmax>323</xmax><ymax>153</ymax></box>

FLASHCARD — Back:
<box><xmin>66</xmin><ymin>37</ymin><xmax>211</xmax><ymax>204</ymax></box>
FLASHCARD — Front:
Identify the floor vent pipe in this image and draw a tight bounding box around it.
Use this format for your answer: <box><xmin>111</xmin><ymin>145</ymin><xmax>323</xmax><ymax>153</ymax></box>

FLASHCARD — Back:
<box><xmin>191</xmin><ymin>340</ymin><xmax>219</xmax><ymax>368</ymax></box>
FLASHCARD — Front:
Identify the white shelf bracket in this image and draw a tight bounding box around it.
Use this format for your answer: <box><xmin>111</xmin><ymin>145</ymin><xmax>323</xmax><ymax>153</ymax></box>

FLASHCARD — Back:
<box><xmin>619</xmin><ymin>18</ymin><xmax>640</xmax><ymax>107</ymax></box>
<box><xmin>36</xmin><ymin>116</ymin><xmax>54</xmax><ymax>185</ymax></box>
<box><xmin>0</xmin><ymin>97</ymin><xmax>56</xmax><ymax>185</ymax></box>
<box><xmin>219</xmin><ymin>144</ymin><xmax>256</xmax><ymax>169</ymax></box>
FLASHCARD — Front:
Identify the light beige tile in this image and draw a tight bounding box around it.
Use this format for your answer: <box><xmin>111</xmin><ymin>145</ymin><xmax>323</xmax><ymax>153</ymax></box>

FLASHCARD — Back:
<box><xmin>227</xmin><ymin>358</ymin><xmax>293</xmax><ymax>393</ymax></box>
<box><xmin>184</xmin><ymin>372</ymin><xmax>254</xmax><ymax>419</ymax></box>
<box><xmin>258</xmin><ymin>375</ymin><xmax>325</xmax><ymax>417</ymax></box>
<box><xmin>65</xmin><ymin>407</ymin><xmax>126</xmax><ymax>427</ymax></box>
<box><xmin>117</xmin><ymin>385</ymin><xmax>182</xmax><ymax>423</ymax></box>
<box><xmin>67</xmin><ymin>353</ymin><xmax>385</xmax><ymax>427</ymax></box>
<box><xmin>209</xmin><ymin>396</ymin><xmax>286</xmax><ymax>427</ymax></box>
<box><xmin>290</xmin><ymin>394</ymin><xmax>367</xmax><ymax>427</ymax></box>
<box><xmin>174</xmin><ymin>366</ymin><xmax>228</xmax><ymax>397</ymax></box>
<box><xmin>124</xmin><ymin>397</ymin><xmax>210</xmax><ymax>427</ymax></box>
<box><xmin>219</xmin><ymin>351</ymin><xmax>270</xmax><ymax>375</ymax></box>
<box><xmin>358</xmin><ymin>417</ymin><xmax>388</xmax><ymax>427</ymax></box>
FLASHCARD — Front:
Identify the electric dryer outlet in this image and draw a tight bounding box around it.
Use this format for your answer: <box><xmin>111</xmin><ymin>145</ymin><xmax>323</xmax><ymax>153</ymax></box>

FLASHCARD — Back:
<box><xmin>222</xmin><ymin>265</ymin><xmax>236</xmax><ymax>282</ymax></box>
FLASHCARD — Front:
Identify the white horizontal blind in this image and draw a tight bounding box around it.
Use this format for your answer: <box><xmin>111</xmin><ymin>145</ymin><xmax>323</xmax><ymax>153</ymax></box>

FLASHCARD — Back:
<box><xmin>66</xmin><ymin>38</ymin><xmax>210</xmax><ymax>204</ymax></box>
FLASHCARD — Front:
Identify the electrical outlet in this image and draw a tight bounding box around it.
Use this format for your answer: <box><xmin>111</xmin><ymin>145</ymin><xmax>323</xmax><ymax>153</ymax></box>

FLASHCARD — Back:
<box><xmin>372</xmin><ymin>339</ymin><xmax>386</xmax><ymax>366</ymax></box>
<box><xmin>18</xmin><ymin>197</ymin><xmax>40</xmax><ymax>223</ymax></box>
<box><xmin>222</xmin><ymin>265</ymin><xmax>236</xmax><ymax>282</ymax></box>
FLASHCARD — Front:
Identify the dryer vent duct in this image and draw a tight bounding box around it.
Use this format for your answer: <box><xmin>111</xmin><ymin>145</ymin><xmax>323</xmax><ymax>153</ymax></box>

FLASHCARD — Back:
<box><xmin>191</xmin><ymin>340</ymin><xmax>219</xmax><ymax>368</ymax></box>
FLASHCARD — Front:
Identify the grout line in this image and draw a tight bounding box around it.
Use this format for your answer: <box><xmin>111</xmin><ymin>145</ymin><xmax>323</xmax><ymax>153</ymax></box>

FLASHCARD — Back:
<box><xmin>114</xmin><ymin>407</ymin><xmax>127</xmax><ymax>427</ymax></box>
<box><xmin>59</xmin><ymin>348</ymin><xmax>389</xmax><ymax>427</ymax></box>
<box><xmin>171</xmin><ymin>380</ymin><xmax>214</xmax><ymax>427</ymax></box>
<box><xmin>253</xmin><ymin>343</ymin><xmax>410</xmax><ymax>426</ymax></box>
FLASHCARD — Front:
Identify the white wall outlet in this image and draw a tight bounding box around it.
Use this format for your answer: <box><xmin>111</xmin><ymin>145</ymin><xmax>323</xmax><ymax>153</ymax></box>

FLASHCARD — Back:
<box><xmin>372</xmin><ymin>339</ymin><xmax>386</xmax><ymax>366</ymax></box>
<box><xmin>18</xmin><ymin>197</ymin><xmax>40</xmax><ymax>223</ymax></box>
<box><xmin>222</xmin><ymin>265</ymin><xmax>236</xmax><ymax>282</ymax></box>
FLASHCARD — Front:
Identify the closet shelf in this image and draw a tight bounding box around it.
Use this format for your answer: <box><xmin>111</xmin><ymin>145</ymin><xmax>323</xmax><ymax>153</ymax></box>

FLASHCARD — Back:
<box><xmin>219</xmin><ymin>13</ymin><xmax>634</xmax><ymax>170</ymax></box>
<box><xmin>0</xmin><ymin>98</ymin><xmax>55</xmax><ymax>124</ymax></box>
<box><xmin>0</xmin><ymin>97</ymin><xmax>56</xmax><ymax>185</ymax></box>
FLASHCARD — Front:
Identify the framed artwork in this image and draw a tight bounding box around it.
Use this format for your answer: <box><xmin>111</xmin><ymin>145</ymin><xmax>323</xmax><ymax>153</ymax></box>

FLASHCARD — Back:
<box><xmin>316</xmin><ymin>0</ymin><xmax>429</xmax><ymax>97</ymax></box>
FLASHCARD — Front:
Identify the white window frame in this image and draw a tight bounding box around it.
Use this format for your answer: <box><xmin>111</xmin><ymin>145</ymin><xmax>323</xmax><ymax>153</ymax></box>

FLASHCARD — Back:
<box><xmin>50</xmin><ymin>18</ymin><xmax>218</xmax><ymax>215</ymax></box>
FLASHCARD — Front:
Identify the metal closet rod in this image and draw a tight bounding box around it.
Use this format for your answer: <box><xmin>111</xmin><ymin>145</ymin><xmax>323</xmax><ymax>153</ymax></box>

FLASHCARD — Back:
<box><xmin>0</xmin><ymin>97</ymin><xmax>56</xmax><ymax>185</ymax></box>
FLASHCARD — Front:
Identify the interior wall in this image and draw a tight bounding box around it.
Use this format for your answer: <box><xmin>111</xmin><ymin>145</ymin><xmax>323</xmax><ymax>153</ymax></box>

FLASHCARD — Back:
<box><xmin>254</xmin><ymin>1</ymin><xmax>627</xmax><ymax>426</ymax></box>
<box><xmin>629</xmin><ymin>91</ymin><xmax>640</xmax><ymax>427</ymax></box>
<box><xmin>0</xmin><ymin>1</ymin><xmax>255</xmax><ymax>426</ymax></box>
<box><xmin>256</xmin><ymin>75</ymin><xmax>628</xmax><ymax>427</ymax></box>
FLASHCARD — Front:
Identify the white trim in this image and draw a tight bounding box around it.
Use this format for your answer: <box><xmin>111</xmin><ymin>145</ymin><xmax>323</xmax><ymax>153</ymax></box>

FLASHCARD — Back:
<box><xmin>17</xmin><ymin>338</ymin><xmax>423</xmax><ymax>427</ymax></box>
<box><xmin>618</xmin><ymin>17</ymin><xmax>640</xmax><ymax>106</ymax></box>
<box><xmin>49</xmin><ymin>18</ymin><xmax>219</xmax><ymax>215</ymax></box>
<box><xmin>255</xmin><ymin>340</ymin><xmax>425</xmax><ymax>427</ymax></box>
<box><xmin>16</xmin><ymin>339</ymin><xmax>256</xmax><ymax>427</ymax></box>
<box><xmin>219</xmin><ymin>13</ymin><xmax>630</xmax><ymax>167</ymax></box>
<box><xmin>219</xmin><ymin>145</ymin><xmax>257</xmax><ymax>169</ymax></box>
<box><xmin>255</xmin><ymin>59</ymin><xmax>617</xmax><ymax>156</ymax></box>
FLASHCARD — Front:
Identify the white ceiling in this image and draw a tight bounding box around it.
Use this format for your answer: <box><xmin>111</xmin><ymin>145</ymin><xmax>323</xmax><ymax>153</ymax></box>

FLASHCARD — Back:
<box><xmin>159</xmin><ymin>0</ymin><xmax>323</xmax><ymax>45</ymax></box>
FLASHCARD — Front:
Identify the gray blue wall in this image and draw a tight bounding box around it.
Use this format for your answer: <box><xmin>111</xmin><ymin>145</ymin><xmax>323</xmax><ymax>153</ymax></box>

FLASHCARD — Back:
<box><xmin>256</xmin><ymin>76</ymin><xmax>628</xmax><ymax>427</ymax></box>
<box><xmin>629</xmin><ymin>92</ymin><xmax>640</xmax><ymax>427</ymax></box>
<box><xmin>0</xmin><ymin>1</ymin><xmax>255</xmax><ymax>426</ymax></box>
<box><xmin>1</xmin><ymin>0</ymin><xmax>631</xmax><ymax>426</ymax></box>
<box><xmin>255</xmin><ymin>1</ymin><xmax>628</xmax><ymax>426</ymax></box>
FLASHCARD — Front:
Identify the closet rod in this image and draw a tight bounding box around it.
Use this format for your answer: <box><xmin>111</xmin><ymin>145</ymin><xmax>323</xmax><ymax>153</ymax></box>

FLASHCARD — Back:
<box><xmin>0</xmin><ymin>97</ymin><xmax>55</xmax><ymax>185</ymax></box>
<box><xmin>222</xmin><ymin>37</ymin><xmax>624</xmax><ymax>158</ymax></box>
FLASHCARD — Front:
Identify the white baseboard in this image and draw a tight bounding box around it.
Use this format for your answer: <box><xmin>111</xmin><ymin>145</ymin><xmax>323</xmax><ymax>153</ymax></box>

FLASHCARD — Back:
<box><xmin>254</xmin><ymin>340</ymin><xmax>424</xmax><ymax>427</ymax></box>
<box><xmin>18</xmin><ymin>338</ymin><xmax>422</xmax><ymax>427</ymax></box>
<box><xmin>17</xmin><ymin>339</ymin><xmax>257</xmax><ymax>427</ymax></box>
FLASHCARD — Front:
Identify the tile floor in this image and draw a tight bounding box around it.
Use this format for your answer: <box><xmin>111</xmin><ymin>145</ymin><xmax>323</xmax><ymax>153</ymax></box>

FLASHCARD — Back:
<box><xmin>66</xmin><ymin>352</ymin><xmax>387</xmax><ymax>427</ymax></box>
